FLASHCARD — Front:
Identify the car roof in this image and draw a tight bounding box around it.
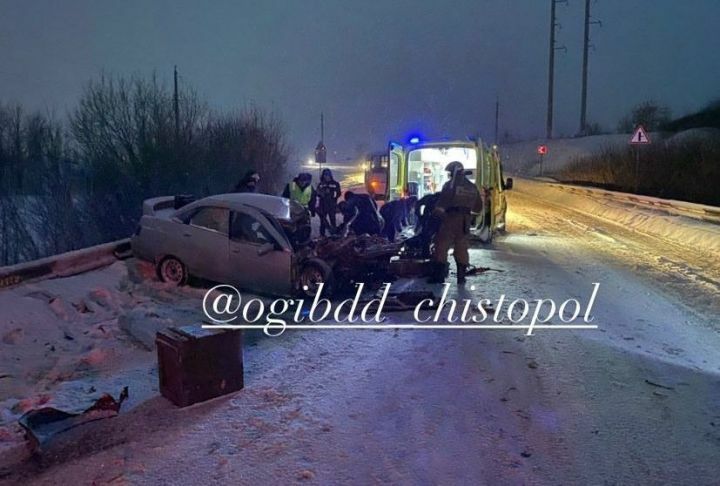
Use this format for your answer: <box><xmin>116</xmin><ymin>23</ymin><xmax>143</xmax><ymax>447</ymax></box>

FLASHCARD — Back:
<box><xmin>189</xmin><ymin>193</ymin><xmax>300</xmax><ymax>221</ymax></box>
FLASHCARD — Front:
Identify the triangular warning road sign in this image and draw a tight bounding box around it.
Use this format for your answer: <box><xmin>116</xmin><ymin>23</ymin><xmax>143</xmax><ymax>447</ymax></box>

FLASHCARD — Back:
<box><xmin>629</xmin><ymin>126</ymin><xmax>651</xmax><ymax>144</ymax></box>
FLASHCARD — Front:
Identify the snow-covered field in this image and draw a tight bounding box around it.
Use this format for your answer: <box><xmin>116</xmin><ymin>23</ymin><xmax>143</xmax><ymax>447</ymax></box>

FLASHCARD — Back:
<box><xmin>500</xmin><ymin>133</ymin><xmax>634</xmax><ymax>176</ymax></box>
<box><xmin>500</xmin><ymin>129</ymin><xmax>720</xmax><ymax>178</ymax></box>
<box><xmin>1</xmin><ymin>176</ymin><xmax>720</xmax><ymax>484</ymax></box>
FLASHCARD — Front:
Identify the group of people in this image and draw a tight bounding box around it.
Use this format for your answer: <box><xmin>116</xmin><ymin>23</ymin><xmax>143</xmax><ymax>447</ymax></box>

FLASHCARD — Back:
<box><xmin>232</xmin><ymin>161</ymin><xmax>484</xmax><ymax>285</ymax></box>
<box><xmin>233</xmin><ymin>168</ymin><xmax>416</xmax><ymax>240</ymax></box>
<box><xmin>280</xmin><ymin>169</ymin><xmax>343</xmax><ymax>236</ymax></box>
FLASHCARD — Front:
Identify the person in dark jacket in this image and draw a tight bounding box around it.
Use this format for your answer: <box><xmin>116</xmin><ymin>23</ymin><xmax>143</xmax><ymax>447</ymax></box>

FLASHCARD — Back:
<box><xmin>403</xmin><ymin>192</ymin><xmax>441</xmax><ymax>258</ymax></box>
<box><xmin>379</xmin><ymin>197</ymin><xmax>417</xmax><ymax>242</ymax></box>
<box><xmin>415</xmin><ymin>192</ymin><xmax>441</xmax><ymax>234</ymax></box>
<box><xmin>233</xmin><ymin>170</ymin><xmax>260</xmax><ymax>193</ymax></box>
<box><xmin>340</xmin><ymin>191</ymin><xmax>383</xmax><ymax>236</ymax></box>
<box><xmin>315</xmin><ymin>168</ymin><xmax>342</xmax><ymax>236</ymax></box>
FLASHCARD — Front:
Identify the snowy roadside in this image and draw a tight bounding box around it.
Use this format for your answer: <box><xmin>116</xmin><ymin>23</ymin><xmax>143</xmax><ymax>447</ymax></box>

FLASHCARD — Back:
<box><xmin>512</xmin><ymin>177</ymin><xmax>720</xmax><ymax>255</ymax></box>
<box><xmin>501</xmin><ymin>134</ymin><xmax>634</xmax><ymax>175</ymax></box>
<box><xmin>506</xmin><ymin>179</ymin><xmax>720</xmax><ymax>371</ymax></box>
<box><xmin>0</xmin><ymin>259</ymin><xmax>212</xmax><ymax>470</ymax></box>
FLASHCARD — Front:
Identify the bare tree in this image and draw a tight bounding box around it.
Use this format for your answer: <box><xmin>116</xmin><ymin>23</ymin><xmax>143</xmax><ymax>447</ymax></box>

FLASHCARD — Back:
<box><xmin>617</xmin><ymin>100</ymin><xmax>671</xmax><ymax>133</ymax></box>
<box><xmin>70</xmin><ymin>73</ymin><xmax>209</xmax><ymax>239</ymax></box>
<box><xmin>201</xmin><ymin>106</ymin><xmax>289</xmax><ymax>195</ymax></box>
<box><xmin>0</xmin><ymin>72</ymin><xmax>291</xmax><ymax>265</ymax></box>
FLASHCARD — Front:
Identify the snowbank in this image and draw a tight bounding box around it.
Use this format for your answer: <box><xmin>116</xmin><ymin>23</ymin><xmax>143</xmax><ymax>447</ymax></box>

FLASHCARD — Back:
<box><xmin>514</xmin><ymin>178</ymin><xmax>720</xmax><ymax>254</ymax></box>
<box><xmin>0</xmin><ymin>259</ymin><xmax>209</xmax><ymax>470</ymax></box>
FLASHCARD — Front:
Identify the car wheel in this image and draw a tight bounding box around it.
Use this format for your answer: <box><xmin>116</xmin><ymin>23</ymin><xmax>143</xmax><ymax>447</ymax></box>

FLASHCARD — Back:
<box><xmin>157</xmin><ymin>256</ymin><xmax>188</xmax><ymax>285</ymax></box>
<box><xmin>298</xmin><ymin>261</ymin><xmax>333</xmax><ymax>298</ymax></box>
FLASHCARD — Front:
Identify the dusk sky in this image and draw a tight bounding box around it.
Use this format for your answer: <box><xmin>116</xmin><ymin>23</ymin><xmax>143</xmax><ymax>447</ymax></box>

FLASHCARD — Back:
<box><xmin>2</xmin><ymin>0</ymin><xmax>719</xmax><ymax>160</ymax></box>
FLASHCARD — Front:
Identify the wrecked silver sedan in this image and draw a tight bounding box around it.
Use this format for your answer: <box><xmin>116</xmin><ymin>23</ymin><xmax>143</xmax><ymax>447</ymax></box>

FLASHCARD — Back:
<box><xmin>131</xmin><ymin>193</ymin><xmax>327</xmax><ymax>296</ymax></box>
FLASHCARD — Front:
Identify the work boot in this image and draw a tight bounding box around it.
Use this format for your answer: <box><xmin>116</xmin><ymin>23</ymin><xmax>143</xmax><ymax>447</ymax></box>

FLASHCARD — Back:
<box><xmin>457</xmin><ymin>264</ymin><xmax>468</xmax><ymax>285</ymax></box>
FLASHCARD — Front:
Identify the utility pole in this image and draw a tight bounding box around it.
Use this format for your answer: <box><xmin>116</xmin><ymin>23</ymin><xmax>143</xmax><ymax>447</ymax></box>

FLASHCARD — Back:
<box><xmin>494</xmin><ymin>97</ymin><xmax>500</xmax><ymax>144</ymax></box>
<box><xmin>579</xmin><ymin>0</ymin><xmax>601</xmax><ymax>136</ymax></box>
<box><xmin>173</xmin><ymin>65</ymin><xmax>180</xmax><ymax>144</ymax></box>
<box><xmin>546</xmin><ymin>0</ymin><xmax>567</xmax><ymax>140</ymax></box>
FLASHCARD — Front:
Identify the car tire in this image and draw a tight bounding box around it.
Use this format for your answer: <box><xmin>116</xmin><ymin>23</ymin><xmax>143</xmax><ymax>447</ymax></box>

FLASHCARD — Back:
<box><xmin>157</xmin><ymin>256</ymin><xmax>188</xmax><ymax>286</ymax></box>
<box><xmin>298</xmin><ymin>260</ymin><xmax>333</xmax><ymax>298</ymax></box>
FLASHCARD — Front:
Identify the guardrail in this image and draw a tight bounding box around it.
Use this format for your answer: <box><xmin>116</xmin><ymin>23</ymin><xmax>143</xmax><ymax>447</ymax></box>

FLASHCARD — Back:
<box><xmin>543</xmin><ymin>181</ymin><xmax>720</xmax><ymax>225</ymax></box>
<box><xmin>0</xmin><ymin>238</ymin><xmax>131</xmax><ymax>290</ymax></box>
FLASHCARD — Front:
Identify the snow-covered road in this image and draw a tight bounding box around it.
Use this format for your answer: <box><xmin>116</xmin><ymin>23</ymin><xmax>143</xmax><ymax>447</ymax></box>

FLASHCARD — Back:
<box><xmin>2</xmin><ymin>177</ymin><xmax>720</xmax><ymax>484</ymax></box>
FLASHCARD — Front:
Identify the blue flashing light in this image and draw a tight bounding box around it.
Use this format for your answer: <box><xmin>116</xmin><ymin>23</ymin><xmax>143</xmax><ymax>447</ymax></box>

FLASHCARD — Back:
<box><xmin>409</xmin><ymin>137</ymin><xmax>420</xmax><ymax>144</ymax></box>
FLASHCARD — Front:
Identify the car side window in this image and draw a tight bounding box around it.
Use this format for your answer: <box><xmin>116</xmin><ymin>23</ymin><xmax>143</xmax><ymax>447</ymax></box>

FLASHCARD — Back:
<box><xmin>230</xmin><ymin>212</ymin><xmax>274</xmax><ymax>245</ymax></box>
<box><xmin>189</xmin><ymin>207</ymin><xmax>229</xmax><ymax>235</ymax></box>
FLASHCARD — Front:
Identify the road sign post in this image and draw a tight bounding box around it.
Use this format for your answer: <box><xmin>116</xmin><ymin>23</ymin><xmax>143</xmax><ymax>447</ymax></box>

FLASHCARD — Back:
<box><xmin>629</xmin><ymin>126</ymin><xmax>650</xmax><ymax>193</ymax></box>
<box><xmin>315</xmin><ymin>141</ymin><xmax>327</xmax><ymax>179</ymax></box>
<box><xmin>537</xmin><ymin>145</ymin><xmax>548</xmax><ymax>177</ymax></box>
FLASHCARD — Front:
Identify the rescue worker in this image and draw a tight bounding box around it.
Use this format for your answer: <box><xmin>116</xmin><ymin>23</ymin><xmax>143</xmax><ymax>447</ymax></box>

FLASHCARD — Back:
<box><xmin>403</xmin><ymin>192</ymin><xmax>441</xmax><ymax>258</ymax></box>
<box><xmin>415</xmin><ymin>192</ymin><xmax>440</xmax><ymax>235</ymax></box>
<box><xmin>429</xmin><ymin>161</ymin><xmax>483</xmax><ymax>284</ymax></box>
<box><xmin>380</xmin><ymin>197</ymin><xmax>416</xmax><ymax>242</ymax></box>
<box><xmin>282</xmin><ymin>173</ymin><xmax>316</xmax><ymax>214</ymax></box>
<box><xmin>341</xmin><ymin>191</ymin><xmax>384</xmax><ymax>236</ymax></box>
<box><xmin>315</xmin><ymin>168</ymin><xmax>342</xmax><ymax>236</ymax></box>
<box><xmin>233</xmin><ymin>170</ymin><xmax>260</xmax><ymax>193</ymax></box>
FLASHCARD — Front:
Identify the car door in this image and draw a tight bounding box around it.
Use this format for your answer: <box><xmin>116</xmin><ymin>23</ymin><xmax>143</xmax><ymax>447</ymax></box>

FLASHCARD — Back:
<box><xmin>177</xmin><ymin>206</ymin><xmax>230</xmax><ymax>282</ymax></box>
<box><xmin>387</xmin><ymin>142</ymin><xmax>405</xmax><ymax>201</ymax></box>
<box><xmin>471</xmin><ymin>144</ymin><xmax>494</xmax><ymax>241</ymax></box>
<box><xmin>492</xmin><ymin>152</ymin><xmax>509</xmax><ymax>229</ymax></box>
<box><xmin>227</xmin><ymin>207</ymin><xmax>293</xmax><ymax>296</ymax></box>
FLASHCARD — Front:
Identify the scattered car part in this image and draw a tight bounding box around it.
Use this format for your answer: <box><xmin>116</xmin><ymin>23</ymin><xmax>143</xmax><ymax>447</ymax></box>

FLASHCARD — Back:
<box><xmin>18</xmin><ymin>387</ymin><xmax>128</xmax><ymax>450</ymax></box>
<box><xmin>464</xmin><ymin>265</ymin><xmax>503</xmax><ymax>276</ymax></box>
<box><xmin>374</xmin><ymin>290</ymin><xmax>438</xmax><ymax>311</ymax></box>
<box><xmin>388</xmin><ymin>258</ymin><xmax>434</xmax><ymax>278</ymax></box>
<box><xmin>156</xmin><ymin>326</ymin><xmax>243</xmax><ymax>407</ymax></box>
<box><xmin>314</xmin><ymin>234</ymin><xmax>400</xmax><ymax>292</ymax></box>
